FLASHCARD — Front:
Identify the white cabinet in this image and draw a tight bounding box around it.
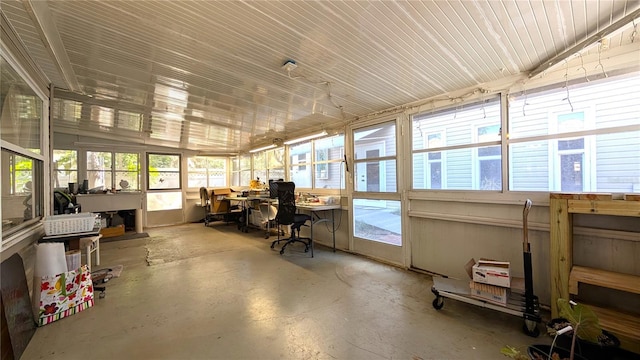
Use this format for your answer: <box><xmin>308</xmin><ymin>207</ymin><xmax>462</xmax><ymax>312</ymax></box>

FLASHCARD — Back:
<box><xmin>76</xmin><ymin>193</ymin><xmax>143</xmax><ymax>232</ymax></box>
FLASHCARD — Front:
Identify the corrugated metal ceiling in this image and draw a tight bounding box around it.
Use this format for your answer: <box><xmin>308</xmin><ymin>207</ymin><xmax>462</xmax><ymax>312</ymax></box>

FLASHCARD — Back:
<box><xmin>2</xmin><ymin>0</ymin><xmax>638</xmax><ymax>153</ymax></box>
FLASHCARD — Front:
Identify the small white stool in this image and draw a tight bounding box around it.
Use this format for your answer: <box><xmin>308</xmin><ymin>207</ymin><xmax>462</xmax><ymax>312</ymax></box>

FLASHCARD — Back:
<box><xmin>79</xmin><ymin>234</ymin><xmax>102</xmax><ymax>270</ymax></box>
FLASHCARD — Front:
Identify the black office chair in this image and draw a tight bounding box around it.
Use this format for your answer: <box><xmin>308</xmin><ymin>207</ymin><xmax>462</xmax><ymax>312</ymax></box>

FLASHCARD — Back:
<box><xmin>269</xmin><ymin>182</ymin><xmax>313</xmax><ymax>256</ymax></box>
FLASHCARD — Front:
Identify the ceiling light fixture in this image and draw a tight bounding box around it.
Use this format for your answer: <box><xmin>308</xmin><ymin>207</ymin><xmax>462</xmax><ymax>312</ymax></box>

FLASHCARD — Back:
<box><xmin>282</xmin><ymin>59</ymin><xmax>297</xmax><ymax>73</ymax></box>
<box><xmin>249</xmin><ymin>143</ymin><xmax>277</xmax><ymax>153</ymax></box>
<box><xmin>283</xmin><ymin>130</ymin><xmax>328</xmax><ymax>145</ymax></box>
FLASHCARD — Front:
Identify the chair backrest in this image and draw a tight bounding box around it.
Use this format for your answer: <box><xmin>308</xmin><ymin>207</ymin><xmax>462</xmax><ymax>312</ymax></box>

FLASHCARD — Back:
<box><xmin>269</xmin><ymin>179</ymin><xmax>283</xmax><ymax>199</ymax></box>
<box><xmin>259</xmin><ymin>203</ymin><xmax>277</xmax><ymax>221</ymax></box>
<box><xmin>275</xmin><ymin>181</ymin><xmax>296</xmax><ymax>225</ymax></box>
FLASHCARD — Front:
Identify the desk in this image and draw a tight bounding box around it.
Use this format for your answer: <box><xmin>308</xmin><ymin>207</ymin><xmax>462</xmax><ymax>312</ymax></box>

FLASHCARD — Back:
<box><xmin>296</xmin><ymin>204</ymin><xmax>341</xmax><ymax>253</ymax></box>
<box><xmin>224</xmin><ymin>197</ymin><xmax>341</xmax><ymax>253</ymax></box>
<box><xmin>223</xmin><ymin>196</ymin><xmax>248</xmax><ymax>231</ymax></box>
<box><xmin>223</xmin><ymin>196</ymin><xmax>278</xmax><ymax>235</ymax></box>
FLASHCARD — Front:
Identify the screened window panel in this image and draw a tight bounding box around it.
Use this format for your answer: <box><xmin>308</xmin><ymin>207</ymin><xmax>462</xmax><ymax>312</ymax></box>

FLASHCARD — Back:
<box><xmin>354</xmin><ymin>123</ymin><xmax>396</xmax><ymax>159</ymax></box>
<box><xmin>53</xmin><ymin>150</ymin><xmax>78</xmax><ymax>188</ymax></box>
<box><xmin>87</xmin><ymin>151</ymin><xmax>112</xmax><ymax>189</ymax></box>
<box><xmin>354</xmin><ymin>160</ymin><xmax>397</xmax><ymax>192</ymax></box>
<box><xmin>508</xmin><ymin>72</ymin><xmax>640</xmax><ymax>193</ymax></box>
<box><xmin>413</xmin><ymin>98</ymin><xmax>500</xmax><ymax>150</ymax></box>
<box><xmin>187</xmin><ymin>156</ymin><xmax>226</xmax><ymax>188</ymax></box>
<box><xmin>1</xmin><ymin>58</ymin><xmax>43</xmax><ymax>153</ymax></box>
<box><xmin>509</xmin><ymin>73</ymin><xmax>640</xmax><ymax>139</ymax></box>
<box><xmin>148</xmin><ymin>154</ymin><xmax>181</xmax><ymax>190</ymax></box>
<box><xmin>2</xmin><ymin>149</ymin><xmax>43</xmax><ymax>235</ymax></box>
<box><xmin>353</xmin><ymin>199</ymin><xmax>401</xmax><ymax>246</ymax></box>
<box><xmin>412</xmin><ymin>97</ymin><xmax>502</xmax><ymax>190</ymax></box>
<box><xmin>291</xmin><ymin>165</ymin><xmax>312</xmax><ymax>188</ymax></box>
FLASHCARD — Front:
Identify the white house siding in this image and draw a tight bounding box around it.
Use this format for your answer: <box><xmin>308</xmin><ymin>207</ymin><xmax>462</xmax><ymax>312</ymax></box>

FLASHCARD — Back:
<box><xmin>595</xmin><ymin>131</ymin><xmax>640</xmax><ymax>192</ymax></box>
<box><xmin>412</xmin><ymin>99</ymin><xmax>501</xmax><ymax>190</ymax></box>
<box><xmin>509</xmin><ymin>141</ymin><xmax>550</xmax><ymax>191</ymax></box>
<box><xmin>315</xmin><ymin>146</ymin><xmax>345</xmax><ymax>189</ymax></box>
<box><xmin>383</xmin><ymin>125</ymin><xmax>398</xmax><ymax>192</ymax></box>
<box><xmin>508</xmin><ymin>101</ymin><xmax>551</xmax><ymax>138</ymax></box>
<box><xmin>507</xmin><ymin>73</ymin><xmax>640</xmax><ymax>192</ymax></box>
<box><xmin>412</xmin><ymin>153</ymin><xmax>427</xmax><ymax>189</ymax></box>
<box><xmin>446</xmin><ymin>148</ymin><xmax>473</xmax><ymax>189</ymax></box>
<box><xmin>384</xmin><ymin>160</ymin><xmax>398</xmax><ymax>192</ymax></box>
<box><xmin>357</xmin><ymin>125</ymin><xmax>398</xmax><ymax>192</ymax></box>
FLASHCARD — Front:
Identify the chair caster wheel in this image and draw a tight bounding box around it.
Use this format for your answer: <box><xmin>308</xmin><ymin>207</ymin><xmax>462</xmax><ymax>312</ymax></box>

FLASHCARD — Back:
<box><xmin>280</xmin><ymin>249</ymin><xmax>285</xmax><ymax>255</ymax></box>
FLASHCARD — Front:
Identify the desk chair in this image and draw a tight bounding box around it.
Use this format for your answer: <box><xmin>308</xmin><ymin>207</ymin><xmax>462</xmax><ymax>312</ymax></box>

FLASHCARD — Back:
<box><xmin>269</xmin><ymin>182</ymin><xmax>312</xmax><ymax>256</ymax></box>
<box><xmin>199</xmin><ymin>187</ymin><xmax>212</xmax><ymax>225</ymax></box>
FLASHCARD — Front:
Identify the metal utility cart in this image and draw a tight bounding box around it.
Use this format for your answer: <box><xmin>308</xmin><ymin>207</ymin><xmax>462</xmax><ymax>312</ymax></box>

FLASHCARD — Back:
<box><xmin>199</xmin><ymin>187</ymin><xmax>242</xmax><ymax>227</ymax></box>
<box><xmin>431</xmin><ymin>199</ymin><xmax>541</xmax><ymax>337</ymax></box>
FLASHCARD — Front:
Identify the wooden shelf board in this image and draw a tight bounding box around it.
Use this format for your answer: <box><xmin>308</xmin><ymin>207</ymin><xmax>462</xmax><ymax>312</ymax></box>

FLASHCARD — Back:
<box><xmin>569</xmin><ymin>266</ymin><xmax>640</xmax><ymax>295</ymax></box>
<box><xmin>568</xmin><ymin>199</ymin><xmax>640</xmax><ymax>217</ymax></box>
<box><xmin>588</xmin><ymin>304</ymin><xmax>640</xmax><ymax>341</ymax></box>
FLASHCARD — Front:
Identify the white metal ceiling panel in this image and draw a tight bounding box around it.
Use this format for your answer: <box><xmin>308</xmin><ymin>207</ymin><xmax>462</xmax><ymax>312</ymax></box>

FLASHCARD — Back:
<box><xmin>2</xmin><ymin>0</ymin><xmax>638</xmax><ymax>153</ymax></box>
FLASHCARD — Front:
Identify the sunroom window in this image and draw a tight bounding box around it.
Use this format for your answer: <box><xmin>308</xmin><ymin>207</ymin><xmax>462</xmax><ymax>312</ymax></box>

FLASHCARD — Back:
<box><xmin>508</xmin><ymin>72</ymin><xmax>640</xmax><ymax>193</ymax></box>
<box><xmin>412</xmin><ymin>97</ymin><xmax>501</xmax><ymax>190</ymax></box>
<box><xmin>1</xmin><ymin>56</ymin><xmax>46</xmax><ymax>241</ymax></box>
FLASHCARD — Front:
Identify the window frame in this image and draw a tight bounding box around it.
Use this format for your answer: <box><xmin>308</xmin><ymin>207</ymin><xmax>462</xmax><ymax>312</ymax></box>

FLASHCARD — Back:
<box><xmin>424</xmin><ymin>131</ymin><xmax>445</xmax><ymax>189</ymax></box>
<box><xmin>1</xmin><ymin>48</ymin><xmax>48</xmax><ymax>247</ymax></box>
<box><xmin>289</xmin><ymin>142</ymin><xmax>312</xmax><ymax>188</ymax></box>
<box><xmin>266</xmin><ymin>147</ymin><xmax>285</xmax><ymax>181</ymax></box>
<box><xmin>52</xmin><ymin>149</ymin><xmax>78</xmax><ymax>188</ymax></box>
<box><xmin>290</xmin><ymin>134</ymin><xmax>346</xmax><ymax>190</ymax></box>
<box><xmin>147</xmin><ymin>153</ymin><xmax>181</xmax><ymax>190</ymax></box>
<box><xmin>411</xmin><ymin>96</ymin><xmax>502</xmax><ymax>191</ymax></box>
<box><xmin>548</xmin><ymin>110</ymin><xmax>594</xmax><ymax>192</ymax></box>
<box><xmin>187</xmin><ymin>155</ymin><xmax>227</xmax><ymax>188</ymax></box>
<box><xmin>353</xmin><ymin>121</ymin><xmax>398</xmax><ymax>194</ymax></box>
<box><xmin>85</xmin><ymin>150</ymin><xmax>140</xmax><ymax>191</ymax></box>
<box><xmin>507</xmin><ymin>72</ymin><xmax>638</xmax><ymax>193</ymax></box>
<box><xmin>474</xmin><ymin>124</ymin><xmax>502</xmax><ymax>190</ymax></box>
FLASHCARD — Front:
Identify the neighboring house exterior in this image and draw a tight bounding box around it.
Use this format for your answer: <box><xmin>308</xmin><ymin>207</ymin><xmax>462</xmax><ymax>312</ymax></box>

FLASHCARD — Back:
<box><xmin>412</xmin><ymin>73</ymin><xmax>640</xmax><ymax>193</ymax></box>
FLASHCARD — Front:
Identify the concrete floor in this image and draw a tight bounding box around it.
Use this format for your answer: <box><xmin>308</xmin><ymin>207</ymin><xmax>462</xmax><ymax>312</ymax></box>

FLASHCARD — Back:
<box><xmin>22</xmin><ymin>222</ymin><xmax>548</xmax><ymax>359</ymax></box>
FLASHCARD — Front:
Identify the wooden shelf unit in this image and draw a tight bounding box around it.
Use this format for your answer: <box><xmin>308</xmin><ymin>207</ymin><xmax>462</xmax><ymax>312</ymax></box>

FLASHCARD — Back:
<box><xmin>587</xmin><ymin>305</ymin><xmax>640</xmax><ymax>342</ymax></box>
<box><xmin>569</xmin><ymin>266</ymin><xmax>640</xmax><ymax>296</ymax></box>
<box><xmin>549</xmin><ymin>193</ymin><xmax>640</xmax><ymax>347</ymax></box>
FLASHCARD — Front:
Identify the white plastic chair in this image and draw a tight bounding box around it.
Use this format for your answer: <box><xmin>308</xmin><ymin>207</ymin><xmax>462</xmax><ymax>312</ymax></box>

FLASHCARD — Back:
<box><xmin>79</xmin><ymin>234</ymin><xmax>102</xmax><ymax>270</ymax></box>
<box><xmin>259</xmin><ymin>203</ymin><xmax>278</xmax><ymax>239</ymax></box>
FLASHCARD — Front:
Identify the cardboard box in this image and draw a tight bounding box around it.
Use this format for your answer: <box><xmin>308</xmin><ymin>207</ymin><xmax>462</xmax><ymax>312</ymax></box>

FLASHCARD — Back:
<box><xmin>472</xmin><ymin>259</ymin><xmax>511</xmax><ymax>288</ymax></box>
<box><xmin>100</xmin><ymin>224</ymin><xmax>125</xmax><ymax>238</ymax></box>
<box><xmin>470</xmin><ymin>281</ymin><xmax>508</xmax><ymax>306</ymax></box>
<box><xmin>209</xmin><ymin>188</ymin><xmax>232</xmax><ymax>213</ymax></box>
